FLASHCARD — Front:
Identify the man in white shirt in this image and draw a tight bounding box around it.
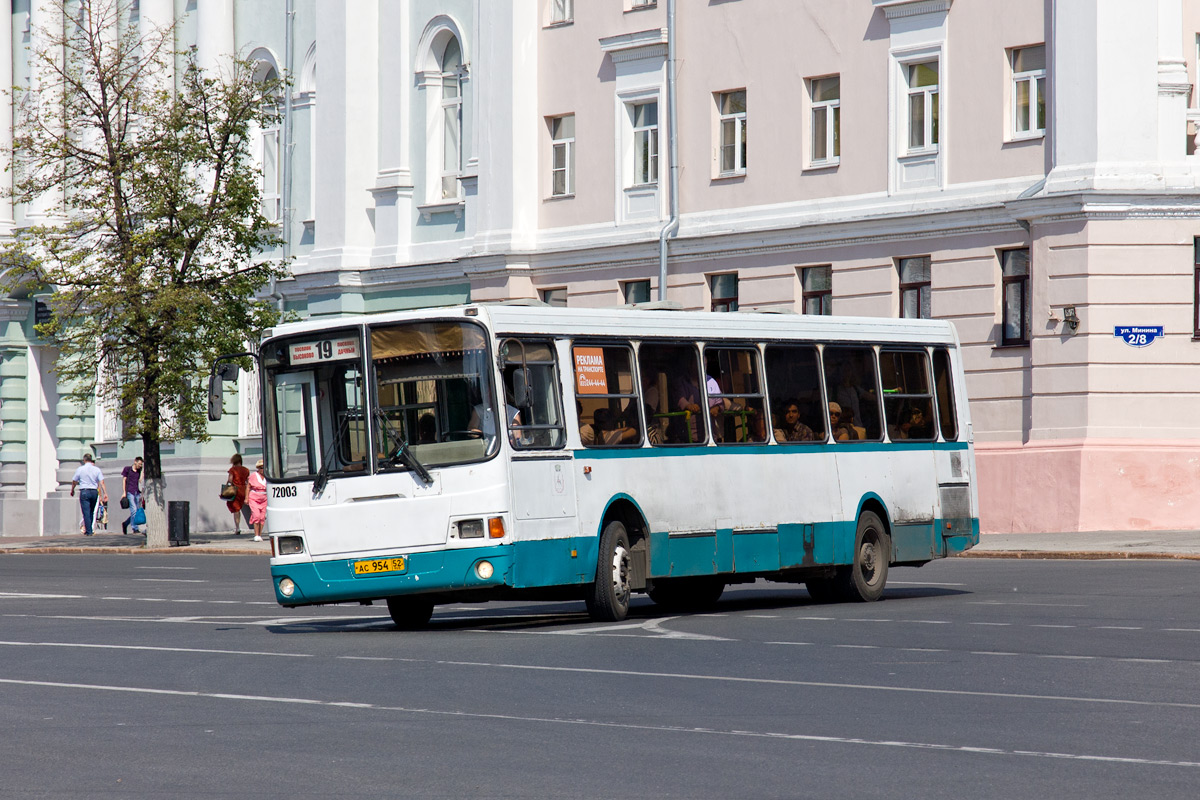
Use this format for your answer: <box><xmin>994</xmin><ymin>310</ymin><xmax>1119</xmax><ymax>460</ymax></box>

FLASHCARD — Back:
<box><xmin>70</xmin><ymin>454</ymin><xmax>108</xmax><ymax>536</ymax></box>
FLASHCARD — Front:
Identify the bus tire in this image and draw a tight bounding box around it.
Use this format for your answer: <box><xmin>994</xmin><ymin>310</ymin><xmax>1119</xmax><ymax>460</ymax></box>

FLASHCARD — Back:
<box><xmin>386</xmin><ymin>596</ymin><xmax>434</xmax><ymax>629</ymax></box>
<box><xmin>586</xmin><ymin>520</ymin><xmax>632</xmax><ymax>622</ymax></box>
<box><xmin>648</xmin><ymin>577</ymin><xmax>725</xmax><ymax>612</ymax></box>
<box><xmin>843</xmin><ymin>511</ymin><xmax>889</xmax><ymax>602</ymax></box>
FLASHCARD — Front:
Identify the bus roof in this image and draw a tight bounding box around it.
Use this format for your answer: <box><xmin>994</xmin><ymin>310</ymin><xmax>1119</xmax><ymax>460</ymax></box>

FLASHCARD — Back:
<box><xmin>263</xmin><ymin>304</ymin><xmax>961</xmax><ymax>348</ymax></box>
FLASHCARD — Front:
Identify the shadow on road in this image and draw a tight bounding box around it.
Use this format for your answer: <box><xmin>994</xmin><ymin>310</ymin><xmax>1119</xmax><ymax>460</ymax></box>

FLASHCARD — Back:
<box><xmin>263</xmin><ymin>583</ymin><xmax>969</xmax><ymax>634</ymax></box>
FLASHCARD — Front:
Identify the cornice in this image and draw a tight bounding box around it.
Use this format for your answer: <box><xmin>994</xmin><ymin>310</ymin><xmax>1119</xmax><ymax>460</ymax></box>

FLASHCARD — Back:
<box><xmin>873</xmin><ymin>0</ymin><xmax>952</xmax><ymax>20</ymax></box>
<box><xmin>599</xmin><ymin>28</ymin><xmax>668</xmax><ymax>64</ymax></box>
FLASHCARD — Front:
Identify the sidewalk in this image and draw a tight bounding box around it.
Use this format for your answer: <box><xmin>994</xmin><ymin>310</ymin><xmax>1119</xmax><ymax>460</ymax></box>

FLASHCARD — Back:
<box><xmin>0</xmin><ymin>529</ymin><xmax>270</xmax><ymax>555</ymax></box>
<box><xmin>0</xmin><ymin>530</ymin><xmax>1196</xmax><ymax>559</ymax></box>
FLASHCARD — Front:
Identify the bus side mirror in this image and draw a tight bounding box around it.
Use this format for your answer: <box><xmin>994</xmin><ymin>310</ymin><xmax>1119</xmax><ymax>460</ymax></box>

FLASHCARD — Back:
<box><xmin>208</xmin><ymin>363</ymin><xmax>240</xmax><ymax>422</ymax></box>
<box><xmin>511</xmin><ymin>368</ymin><xmax>530</xmax><ymax>407</ymax></box>
<box><xmin>207</xmin><ymin>372</ymin><xmax>224</xmax><ymax>421</ymax></box>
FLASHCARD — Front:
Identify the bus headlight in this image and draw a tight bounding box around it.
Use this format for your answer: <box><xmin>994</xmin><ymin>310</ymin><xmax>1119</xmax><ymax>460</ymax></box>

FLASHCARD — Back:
<box><xmin>475</xmin><ymin>561</ymin><xmax>494</xmax><ymax>580</ymax></box>
<box><xmin>457</xmin><ymin>519</ymin><xmax>484</xmax><ymax>539</ymax></box>
<box><xmin>279</xmin><ymin>577</ymin><xmax>296</xmax><ymax>598</ymax></box>
<box><xmin>277</xmin><ymin>536</ymin><xmax>305</xmax><ymax>555</ymax></box>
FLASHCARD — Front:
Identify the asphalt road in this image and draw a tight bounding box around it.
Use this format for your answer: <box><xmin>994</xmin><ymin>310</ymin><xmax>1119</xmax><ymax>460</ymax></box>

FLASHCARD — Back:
<box><xmin>1</xmin><ymin>554</ymin><xmax>1199</xmax><ymax>799</ymax></box>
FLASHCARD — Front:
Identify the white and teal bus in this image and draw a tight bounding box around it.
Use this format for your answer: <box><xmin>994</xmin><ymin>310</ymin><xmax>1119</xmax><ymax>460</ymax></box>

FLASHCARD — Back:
<box><xmin>211</xmin><ymin>304</ymin><xmax>977</xmax><ymax>627</ymax></box>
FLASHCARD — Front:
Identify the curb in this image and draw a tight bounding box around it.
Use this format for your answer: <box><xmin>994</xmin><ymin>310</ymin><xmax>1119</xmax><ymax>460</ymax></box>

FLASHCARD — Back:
<box><xmin>957</xmin><ymin>550</ymin><xmax>1200</xmax><ymax>561</ymax></box>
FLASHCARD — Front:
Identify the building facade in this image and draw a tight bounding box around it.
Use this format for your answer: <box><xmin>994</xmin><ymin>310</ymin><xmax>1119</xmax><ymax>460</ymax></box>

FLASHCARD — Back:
<box><xmin>2</xmin><ymin>0</ymin><xmax>1200</xmax><ymax>535</ymax></box>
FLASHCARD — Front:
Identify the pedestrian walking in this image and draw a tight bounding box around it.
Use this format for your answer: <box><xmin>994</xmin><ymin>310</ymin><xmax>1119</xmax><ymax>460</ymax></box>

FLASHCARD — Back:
<box><xmin>226</xmin><ymin>453</ymin><xmax>251</xmax><ymax>535</ymax></box>
<box><xmin>121</xmin><ymin>456</ymin><xmax>145</xmax><ymax>535</ymax></box>
<box><xmin>248</xmin><ymin>459</ymin><xmax>268</xmax><ymax>542</ymax></box>
<box><xmin>70</xmin><ymin>454</ymin><xmax>108</xmax><ymax>537</ymax></box>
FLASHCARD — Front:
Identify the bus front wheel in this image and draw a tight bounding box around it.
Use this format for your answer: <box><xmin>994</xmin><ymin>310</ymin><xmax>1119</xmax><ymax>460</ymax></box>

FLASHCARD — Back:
<box><xmin>386</xmin><ymin>596</ymin><xmax>435</xmax><ymax>629</ymax></box>
<box><xmin>843</xmin><ymin>511</ymin><xmax>890</xmax><ymax>602</ymax></box>
<box><xmin>586</xmin><ymin>520</ymin><xmax>632</xmax><ymax>622</ymax></box>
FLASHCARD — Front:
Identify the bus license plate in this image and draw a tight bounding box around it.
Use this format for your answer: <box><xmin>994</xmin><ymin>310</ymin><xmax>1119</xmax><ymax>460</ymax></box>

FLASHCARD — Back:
<box><xmin>353</xmin><ymin>557</ymin><xmax>406</xmax><ymax>576</ymax></box>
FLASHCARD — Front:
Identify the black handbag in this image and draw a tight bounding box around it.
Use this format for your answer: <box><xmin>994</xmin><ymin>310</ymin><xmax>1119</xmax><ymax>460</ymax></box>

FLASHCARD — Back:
<box><xmin>119</xmin><ymin>495</ymin><xmax>130</xmax><ymax>509</ymax></box>
<box><xmin>219</xmin><ymin>483</ymin><xmax>237</xmax><ymax>500</ymax></box>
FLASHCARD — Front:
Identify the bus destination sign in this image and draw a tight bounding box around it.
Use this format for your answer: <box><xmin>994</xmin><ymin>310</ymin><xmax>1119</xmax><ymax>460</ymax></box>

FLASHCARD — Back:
<box><xmin>289</xmin><ymin>337</ymin><xmax>360</xmax><ymax>365</ymax></box>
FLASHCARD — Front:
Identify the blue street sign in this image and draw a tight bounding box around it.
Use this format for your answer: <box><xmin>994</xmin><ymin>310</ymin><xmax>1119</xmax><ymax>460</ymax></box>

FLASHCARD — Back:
<box><xmin>1113</xmin><ymin>325</ymin><xmax>1164</xmax><ymax>347</ymax></box>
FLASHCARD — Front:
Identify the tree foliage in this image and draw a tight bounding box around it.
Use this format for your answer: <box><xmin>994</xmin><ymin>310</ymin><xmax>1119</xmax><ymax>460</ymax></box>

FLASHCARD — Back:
<box><xmin>2</xmin><ymin>1</ymin><xmax>286</xmax><ymax>455</ymax></box>
<box><xmin>1</xmin><ymin>0</ymin><xmax>288</xmax><ymax>544</ymax></box>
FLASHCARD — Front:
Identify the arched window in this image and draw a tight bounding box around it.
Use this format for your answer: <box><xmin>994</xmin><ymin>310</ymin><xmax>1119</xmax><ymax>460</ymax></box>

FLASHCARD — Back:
<box><xmin>251</xmin><ymin>55</ymin><xmax>283</xmax><ymax>223</ymax></box>
<box><xmin>438</xmin><ymin>37</ymin><xmax>463</xmax><ymax>200</ymax></box>
<box><xmin>415</xmin><ymin>18</ymin><xmax>468</xmax><ymax>208</ymax></box>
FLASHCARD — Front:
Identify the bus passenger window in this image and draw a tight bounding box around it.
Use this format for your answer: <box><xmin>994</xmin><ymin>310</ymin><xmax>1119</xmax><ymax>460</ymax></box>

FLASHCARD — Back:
<box><xmin>637</xmin><ymin>343</ymin><xmax>708</xmax><ymax>445</ymax></box>
<box><xmin>878</xmin><ymin>350</ymin><xmax>935</xmax><ymax>441</ymax></box>
<box><xmin>764</xmin><ymin>345</ymin><xmax>825</xmax><ymax>442</ymax></box>
<box><xmin>822</xmin><ymin>346</ymin><xmax>882</xmax><ymax>441</ymax></box>
<box><xmin>933</xmin><ymin>348</ymin><xmax>958</xmax><ymax>440</ymax></box>
<box><xmin>703</xmin><ymin>347</ymin><xmax>767</xmax><ymax>444</ymax></box>
<box><xmin>572</xmin><ymin>344</ymin><xmax>641</xmax><ymax>447</ymax></box>
<box><xmin>501</xmin><ymin>340</ymin><xmax>566</xmax><ymax>449</ymax></box>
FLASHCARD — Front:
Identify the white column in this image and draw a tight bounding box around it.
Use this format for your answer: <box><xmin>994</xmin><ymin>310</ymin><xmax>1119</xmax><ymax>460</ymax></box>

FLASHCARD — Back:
<box><xmin>27</xmin><ymin>0</ymin><xmax>65</xmax><ymax>221</ymax></box>
<box><xmin>471</xmin><ymin>0</ymin><xmax>539</xmax><ymax>252</ymax></box>
<box><xmin>139</xmin><ymin>0</ymin><xmax>175</xmax><ymax>89</ymax></box>
<box><xmin>0</xmin><ymin>0</ymin><xmax>14</xmax><ymax>233</ymax></box>
<box><xmin>1156</xmin><ymin>0</ymin><xmax>1190</xmax><ymax>163</ymax></box>
<box><xmin>1048</xmin><ymin>0</ymin><xmax>1160</xmax><ymax>191</ymax></box>
<box><xmin>196</xmin><ymin>0</ymin><xmax>235</xmax><ymax>75</ymax></box>
<box><xmin>308</xmin><ymin>0</ymin><xmax>378</xmax><ymax>273</ymax></box>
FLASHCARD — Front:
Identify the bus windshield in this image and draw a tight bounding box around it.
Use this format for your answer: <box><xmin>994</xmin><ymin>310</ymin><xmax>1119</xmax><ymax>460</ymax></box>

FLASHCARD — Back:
<box><xmin>370</xmin><ymin>319</ymin><xmax>498</xmax><ymax>469</ymax></box>
<box><xmin>262</xmin><ymin>329</ymin><xmax>368</xmax><ymax>481</ymax></box>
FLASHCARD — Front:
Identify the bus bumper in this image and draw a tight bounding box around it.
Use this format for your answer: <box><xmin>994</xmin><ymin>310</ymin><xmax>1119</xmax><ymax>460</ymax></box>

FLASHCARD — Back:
<box><xmin>271</xmin><ymin>545</ymin><xmax>514</xmax><ymax>606</ymax></box>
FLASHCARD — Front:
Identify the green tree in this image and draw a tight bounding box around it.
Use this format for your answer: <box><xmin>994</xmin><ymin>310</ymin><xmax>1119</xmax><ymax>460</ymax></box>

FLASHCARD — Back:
<box><xmin>1</xmin><ymin>0</ymin><xmax>287</xmax><ymax>547</ymax></box>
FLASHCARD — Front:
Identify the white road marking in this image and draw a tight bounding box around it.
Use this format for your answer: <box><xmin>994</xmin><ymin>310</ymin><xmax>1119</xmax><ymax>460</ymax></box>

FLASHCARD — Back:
<box><xmin>1033</xmin><ymin>625</ymin><xmax>1075</xmax><ymax>629</ymax></box>
<box><xmin>1096</xmin><ymin>626</ymin><xmax>1142</xmax><ymax>631</ymax></box>
<box><xmin>746</xmin><ymin>615</ymin><xmax>780</xmax><ymax>619</ymax></box>
<box><xmin>135</xmin><ymin>566</ymin><xmax>197</xmax><ymax>571</ymax></box>
<box><xmin>972</xmin><ymin>651</ymin><xmax>1020</xmax><ymax>656</ymax></box>
<box><xmin>970</xmin><ymin>602</ymin><xmax>1088</xmax><ymax>607</ymax></box>
<box><xmin>0</xmin><ymin>640</ymin><xmax>310</xmax><ymax>658</ymax></box>
<box><xmin>3</xmin><ymin>676</ymin><xmax>1200</xmax><ymax>769</ymax></box>
<box><xmin>0</xmin><ymin>593</ymin><xmax>85</xmax><ymax>599</ymax></box>
<box><xmin>971</xmin><ymin>622</ymin><xmax>1011</xmax><ymax>626</ymax></box>
<box><xmin>133</xmin><ymin>579</ymin><xmax>208</xmax><ymax>583</ymax></box>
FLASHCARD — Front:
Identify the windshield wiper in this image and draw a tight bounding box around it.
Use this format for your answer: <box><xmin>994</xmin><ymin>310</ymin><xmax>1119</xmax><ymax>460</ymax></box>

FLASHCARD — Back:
<box><xmin>375</xmin><ymin>409</ymin><xmax>433</xmax><ymax>484</ymax></box>
<box><xmin>312</xmin><ymin>414</ymin><xmax>350</xmax><ymax>497</ymax></box>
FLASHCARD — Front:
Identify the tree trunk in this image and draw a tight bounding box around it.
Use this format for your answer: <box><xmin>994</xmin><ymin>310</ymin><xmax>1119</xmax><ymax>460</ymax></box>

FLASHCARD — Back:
<box><xmin>142</xmin><ymin>434</ymin><xmax>170</xmax><ymax>548</ymax></box>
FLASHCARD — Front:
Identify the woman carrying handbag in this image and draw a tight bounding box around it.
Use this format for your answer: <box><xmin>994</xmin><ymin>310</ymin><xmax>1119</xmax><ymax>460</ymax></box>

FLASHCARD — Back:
<box><xmin>225</xmin><ymin>453</ymin><xmax>251</xmax><ymax>535</ymax></box>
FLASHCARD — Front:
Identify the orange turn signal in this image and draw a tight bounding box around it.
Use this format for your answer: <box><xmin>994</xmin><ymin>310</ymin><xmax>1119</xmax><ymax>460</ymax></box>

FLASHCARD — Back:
<box><xmin>488</xmin><ymin>517</ymin><xmax>505</xmax><ymax>538</ymax></box>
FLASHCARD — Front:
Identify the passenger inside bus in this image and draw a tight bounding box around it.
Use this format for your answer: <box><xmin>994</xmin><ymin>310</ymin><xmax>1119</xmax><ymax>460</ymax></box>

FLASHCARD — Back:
<box><xmin>578</xmin><ymin>404</ymin><xmax>639</xmax><ymax>446</ymax></box>
<box><xmin>829</xmin><ymin>401</ymin><xmax>859</xmax><ymax>441</ymax></box>
<box><xmin>774</xmin><ymin>399</ymin><xmax>816</xmax><ymax>442</ymax></box>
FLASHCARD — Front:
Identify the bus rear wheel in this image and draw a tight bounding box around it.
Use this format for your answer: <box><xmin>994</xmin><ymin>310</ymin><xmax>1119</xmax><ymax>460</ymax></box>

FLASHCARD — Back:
<box><xmin>386</xmin><ymin>596</ymin><xmax>434</xmax><ymax>629</ymax></box>
<box><xmin>586</xmin><ymin>520</ymin><xmax>632</xmax><ymax>622</ymax></box>
<box><xmin>647</xmin><ymin>577</ymin><xmax>725</xmax><ymax>612</ymax></box>
<box><xmin>842</xmin><ymin>511</ymin><xmax>890</xmax><ymax>602</ymax></box>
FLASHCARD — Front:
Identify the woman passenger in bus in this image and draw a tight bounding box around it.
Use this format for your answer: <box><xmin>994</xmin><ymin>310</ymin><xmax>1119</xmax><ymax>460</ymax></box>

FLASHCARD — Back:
<box><xmin>773</xmin><ymin>399</ymin><xmax>816</xmax><ymax>442</ymax></box>
<box><xmin>579</xmin><ymin>406</ymin><xmax>639</xmax><ymax>446</ymax></box>
<box><xmin>829</xmin><ymin>402</ymin><xmax>859</xmax><ymax>442</ymax></box>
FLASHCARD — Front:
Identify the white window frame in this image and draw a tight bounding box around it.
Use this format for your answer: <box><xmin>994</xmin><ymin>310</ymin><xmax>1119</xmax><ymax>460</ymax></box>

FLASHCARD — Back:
<box><xmin>716</xmin><ymin>90</ymin><xmax>747</xmax><ymax>176</ymax></box>
<box><xmin>440</xmin><ymin>57</ymin><xmax>463</xmax><ymax>201</ymax></box>
<box><xmin>260</xmin><ymin>125</ymin><xmax>281</xmax><ymax>223</ymax></box>
<box><xmin>629</xmin><ymin>100</ymin><xmax>659</xmax><ymax>187</ymax></box>
<box><xmin>1010</xmin><ymin>45</ymin><xmax>1046</xmax><ymax>139</ymax></box>
<box><xmin>905</xmin><ymin>60</ymin><xmax>939</xmax><ymax>154</ymax></box>
<box><xmin>629</xmin><ymin>0</ymin><xmax>656</xmax><ymax>9</ymax></box>
<box><xmin>808</xmin><ymin>75</ymin><xmax>840</xmax><ymax>167</ymax></box>
<box><xmin>549</xmin><ymin>0</ymin><xmax>573</xmax><ymax>25</ymax></box>
<box><xmin>550</xmin><ymin>114</ymin><xmax>575</xmax><ymax>197</ymax></box>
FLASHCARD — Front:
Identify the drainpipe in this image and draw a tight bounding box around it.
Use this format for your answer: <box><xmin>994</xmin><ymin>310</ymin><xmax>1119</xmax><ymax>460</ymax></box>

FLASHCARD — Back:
<box><xmin>656</xmin><ymin>0</ymin><xmax>679</xmax><ymax>302</ymax></box>
<box><xmin>270</xmin><ymin>0</ymin><xmax>295</xmax><ymax>312</ymax></box>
